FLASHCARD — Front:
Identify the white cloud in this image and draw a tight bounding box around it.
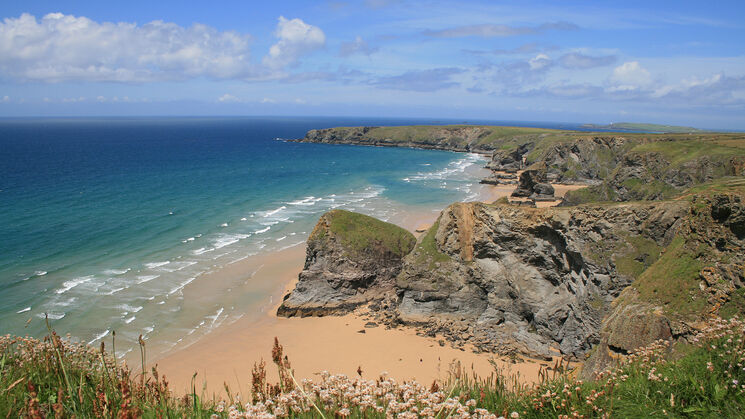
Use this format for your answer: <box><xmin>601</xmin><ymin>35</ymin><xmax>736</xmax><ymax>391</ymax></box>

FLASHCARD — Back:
<box><xmin>0</xmin><ymin>13</ymin><xmax>255</xmax><ymax>82</ymax></box>
<box><xmin>261</xmin><ymin>97</ymin><xmax>277</xmax><ymax>104</ymax></box>
<box><xmin>528</xmin><ymin>54</ymin><xmax>552</xmax><ymax>70</ymax></box>
<box><xmin>217</xmin><ymin>93</ymin><xmax>241</xmax><ymax>103</ymax></box>
<box><xmin>263</xmin><ymin>16</ymin><xmax>325</xmax><ymax>69</ymax></box>
<box><xmin>608</xmin><ymin>61</ymin><xmax>651</xmax><ymax>90</ymax></box>
<box><xmin>1</xmin><ymin>95</ymin><xmax>9</xmax><ymax>103</ymax></box>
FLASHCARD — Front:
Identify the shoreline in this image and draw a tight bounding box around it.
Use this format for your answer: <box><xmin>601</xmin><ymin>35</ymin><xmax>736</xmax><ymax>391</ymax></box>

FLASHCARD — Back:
<box><xmin>155</xmin><ymin>176</ymin><xmax>585</xmax><ymax>397</ymax></box>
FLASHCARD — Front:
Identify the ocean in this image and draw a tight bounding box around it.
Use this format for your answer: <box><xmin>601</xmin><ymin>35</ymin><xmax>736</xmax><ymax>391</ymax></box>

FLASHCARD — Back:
<box><xmin>0</xmin><ymin>116</ymin><xmax>510</xmax><ymax>359</ymax></box>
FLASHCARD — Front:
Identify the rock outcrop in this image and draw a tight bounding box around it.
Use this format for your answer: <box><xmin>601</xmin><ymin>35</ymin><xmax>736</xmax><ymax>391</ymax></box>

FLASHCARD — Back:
<box><xmin>560</xmin><ymin>148</ymin><xmax>745</xmax><ymax>205</ymax></box>
<box><xmin>486</xmin><ymin>143</ymin><xmax>532</xmax><ymax>172</ymax></box>
<box><xmin>509</xmin><ymin>162</ymin><xmax>556</xmax><ymax>201</ymax></box>
<box><xmin>581</xmin><ymin>191</ymin><xmax>745</xmax><ymax>378</ymax></box>
<box><xmin>395</xmin><ymin>200</ymin><xmax>689</xmax><ymax>358</ymax></box>
<box><xmin>277</xmin><ymin>210</ymin><xmax>416</xmax><ymax>317</ymax></box>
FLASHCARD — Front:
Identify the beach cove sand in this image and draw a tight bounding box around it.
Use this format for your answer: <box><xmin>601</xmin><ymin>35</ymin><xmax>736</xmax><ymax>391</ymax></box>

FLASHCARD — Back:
<box><xmin>155</xmin><ymin>181</ymin><xmax>584</xmax><ymax>397</ymax></box>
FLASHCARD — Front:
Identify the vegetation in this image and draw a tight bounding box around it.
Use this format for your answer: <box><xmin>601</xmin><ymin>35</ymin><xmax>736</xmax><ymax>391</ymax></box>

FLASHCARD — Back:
<box><xmin>414</xmin><ymin>220</ymin><xmax>451</xmax><ymax>268</ymax></box>
<box><xmin>612</xmin><ymin>234</ymin><xmax>663</xmax><ymax>279</ymax></box>
<box><xmin>313</xmin><ymin>209</ymin><xmax>416</xmax><ymax>259</ymax></box>
<box><xmin>3</xmin><ymin>316</ymin><xmax>743</xmax><ymax>417</ymax></box>
<box><xmin>633</xmin><ymin>236</ymin><xmax>708</xmax><ymax>318</ymax></box>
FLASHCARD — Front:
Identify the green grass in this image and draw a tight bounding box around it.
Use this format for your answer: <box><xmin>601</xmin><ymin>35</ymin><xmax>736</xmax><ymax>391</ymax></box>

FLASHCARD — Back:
<box><xmin>314</xmin><ymin>209</ymin><xmax>416</xmax><ymax>259</ymax></box>
<box><xmin>0</xmin><ymin>331</ymin><xmax>217</xmax><ymax>417</ymax></box>
<box><xmin>4</xmin><ymin>317</ymin><xmax>744</xmax><ymax>418</ymax></box>
<box><xmin>721</xmin><ymin>288</ymin><xmax>745</xmax><ymax>319</ymax></box>
<box><xmin>630</xmin><ymin>139</ymin><xmax>745</xmax><ymax>169</ymax></box>
<box><xmin>613</xmin><ymin>234</ymin><xmax>663</xmax><ymax>279</ymax></box>
<box><xmin>414</xmin><ymin>220</ymin><xmax>451</xmax><ymax>268</ymax></box>
<box><xmin>633</xmin><ymin>236</ymin><xmax>707</xmax><ymax>318</ymax></box>
<box><xmin>680</xmin><ymin>177</ymin><xmax>745</xmax><ymax>198</ymax></box>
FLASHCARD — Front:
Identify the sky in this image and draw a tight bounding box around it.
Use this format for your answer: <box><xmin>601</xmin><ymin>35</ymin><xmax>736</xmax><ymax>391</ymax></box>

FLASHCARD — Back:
<box><xmin>0</xmin><ymin>0</ymin><xmax>744</xmax><ymax>129</ymax></box>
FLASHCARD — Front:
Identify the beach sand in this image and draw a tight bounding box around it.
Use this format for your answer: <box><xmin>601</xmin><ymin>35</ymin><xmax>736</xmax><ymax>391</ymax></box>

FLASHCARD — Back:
<box><xmin>155</xmin><ymin>181</ymin><xmax>579</xmax><ymax>398</ymax></box>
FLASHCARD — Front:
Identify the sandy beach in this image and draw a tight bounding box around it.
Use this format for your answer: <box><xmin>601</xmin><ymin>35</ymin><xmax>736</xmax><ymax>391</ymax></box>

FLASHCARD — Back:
<box><xmin>155</xmin><ymin>180</ymin><xmax>584</xmax><ymax>397</ymax></box>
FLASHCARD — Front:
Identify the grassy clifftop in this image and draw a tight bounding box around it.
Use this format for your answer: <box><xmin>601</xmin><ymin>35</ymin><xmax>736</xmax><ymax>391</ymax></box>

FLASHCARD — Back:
<box><xmin>299</xmin><ymin>124</ymin><xmax>745</xmax><ymax>155</ymax></box>
<box><xmin>311</xmin><ymin>209</ymin><xmax>416</xmax><ymax>259</ymax></box>
<box><xmin>299</xmin><ymin>124</ymin><xmax>576</xmax><ymax>153</ymax></box>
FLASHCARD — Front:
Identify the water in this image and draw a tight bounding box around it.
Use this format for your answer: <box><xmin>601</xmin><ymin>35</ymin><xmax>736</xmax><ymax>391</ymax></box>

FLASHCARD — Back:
<box><xmin>0</xmin><ymin>116</ymin><xmax>497</xmax><ymax>357</ymax></box>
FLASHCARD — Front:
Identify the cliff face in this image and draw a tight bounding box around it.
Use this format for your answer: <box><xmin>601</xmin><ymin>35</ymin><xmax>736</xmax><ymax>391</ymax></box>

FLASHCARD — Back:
<box><xmin>280</xmin><ymin>183</ymin><xmax>745</xmax><ymax>372</ymax></box>
<box><xmin>481</xmin><ymin>133</ymin><xmax>745</xmax><ymax>205</ymax></box>
<box><xmin>395</xmin><ymin>200</ymin><xmax>688</xmax><ymax>358</ymax></box>
<box><xmin>296</xmin><ymin>125</ymin><xmax>566</xmax><ymax>154</ymax></box>
<box><xmin>581</xmin><ymin>190</ymin><xmax>745</xmax><ymax>378</ymax></box>
<box><xmin>277</xmin><ymin>210</ymin><xmax>416</xmax><ymax>317</ymax></box>
<box><xmin>299</xmin><ymin>126</ymin><xmax>494</xmax><ymax>153</ymax></box>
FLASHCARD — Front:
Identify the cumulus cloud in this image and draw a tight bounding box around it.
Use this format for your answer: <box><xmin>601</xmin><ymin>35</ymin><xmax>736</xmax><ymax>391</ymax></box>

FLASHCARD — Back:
<box><xmin>370</xmin><ymin>68</ymin><xmax>463</xmax><ymax>91</ymax></box>
<box><xmin>608</xmin><ymin>61</ymin><xmax>652</xmax><ymax>91</ymax></box>
<box><xmin>263</xmin><ymin>16</ymin><xmax>325</xmax><ymax>68</ymax></box>
<box><xmin>0</xmin><ymin>13</ymin><xmax>257</xmax><ymax>82</ymax></box>
<box><xmin>558</xmin><ymin>52</ymin><xmax>616</xmax><ymax>69</ymax></box>
<box><xmin>424</xmin><ymin>21</ymin><xmax>577</xmax><ymax>38</ymax></box>
<box><xmin>651</xmin><ymin>73</ymin><xmax>745</xmax><ymax>105</ymax></box>
<box><xmin>339</xmin><ymin>36</ymin><xmax>379</xmax><ymax>57</ymax></box>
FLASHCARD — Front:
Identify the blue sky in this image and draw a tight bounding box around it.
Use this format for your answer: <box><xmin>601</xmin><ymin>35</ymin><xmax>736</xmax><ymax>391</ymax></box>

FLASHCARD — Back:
<box><xmin>0</xmin><ymin>0</ymin><xmax>744</xmax><ymax>129</ymax></box>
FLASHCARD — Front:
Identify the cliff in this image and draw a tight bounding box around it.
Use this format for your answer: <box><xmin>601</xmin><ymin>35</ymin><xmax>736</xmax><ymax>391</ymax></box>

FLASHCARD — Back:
<box><xmin>395</xmin><ymin>199</ymin><xmax>689</xmax><ymax>359</ymax></box>
<box><xmin>581</xmin><ymin>184</ymin><xmax>745</xmax><ymax>378</ymax></box>
<box><xmin>297</xmin><ymin>125</ymin><xmax>745</xmax><ymax>205</ymax></box>
<box><xmin>277</xmin><ymin>209</ymin><xmax>416</xmax><ymax>317</ymax></box>
<box><xmin>295</xmin><ymin>125</ymin><xmax>568</xmax><ymax>154</ymax></box>
<box><xmin>286</xmin><ymin>125</ymin><xmax>745</xmax><ymax>378</ymax></box>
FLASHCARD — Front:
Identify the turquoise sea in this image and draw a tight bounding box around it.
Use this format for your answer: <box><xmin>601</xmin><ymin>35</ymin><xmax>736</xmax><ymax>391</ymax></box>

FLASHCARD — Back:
<box><xmin>0</xmin><ymin>116</ymin><xmax>503</xmax><ymax>358</ymax></box>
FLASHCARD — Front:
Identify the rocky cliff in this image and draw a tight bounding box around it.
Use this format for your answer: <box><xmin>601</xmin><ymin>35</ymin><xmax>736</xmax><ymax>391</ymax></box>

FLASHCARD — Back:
<box><xmin>581</xmin><ymin>187</ymin><xmax>745</xmax><ymax>378</ymax></box>
<box><xmin>287</xmin><ymin>125</ymin><xmax>745</xmax><ymax>378</ymax></box>
<box><xmin>395</xmin><ymin>200</ymin><xmax>688</xmax><ymax>358</ymax></box>
<box><xmin>297</xmin><ymin>125</ymin><xmax>745</xmax><ymax>203</ymax></box>
<box><xmin>277</xmin><ymin>210</ymin><xmax>416</xmax><ymax>317</ymax></box>
<box><xmin>295</xmin><ymin>125</ymin><xmax>566</xmax><ymax>154</ymax></box>
<box><xmin>280</xmin><ymin>181</ymin><xmax>745</xmax><ymax>371</ymax></box>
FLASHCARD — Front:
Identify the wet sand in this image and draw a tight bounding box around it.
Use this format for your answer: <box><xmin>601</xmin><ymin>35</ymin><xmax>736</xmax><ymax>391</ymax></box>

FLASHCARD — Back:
<box><xmin>154</xmin><ymin>181</ymin><xmax>577</xmax><ymax>398</ymax></box>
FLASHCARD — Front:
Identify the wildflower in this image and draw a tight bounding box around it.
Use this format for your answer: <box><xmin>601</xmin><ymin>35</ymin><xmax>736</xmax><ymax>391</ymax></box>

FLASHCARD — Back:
<box><xmin>510</xmin><ymin>412</ymin><xmax>520</xmax><ymax>418</ymax></box>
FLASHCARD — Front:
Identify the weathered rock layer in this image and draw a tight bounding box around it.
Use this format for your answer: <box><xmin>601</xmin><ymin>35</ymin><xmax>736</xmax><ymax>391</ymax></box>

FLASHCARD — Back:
<box><xmin>396</xmin><ymin>200</ymin><xmax>688</xmax><ymax>358</ymax></box>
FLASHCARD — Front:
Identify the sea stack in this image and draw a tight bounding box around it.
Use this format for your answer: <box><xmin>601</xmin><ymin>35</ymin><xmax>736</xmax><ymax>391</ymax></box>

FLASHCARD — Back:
<box><xmin>277</xmin><ymin>209</ymin><xmax>416</xmax><ymax>317</ymax></box>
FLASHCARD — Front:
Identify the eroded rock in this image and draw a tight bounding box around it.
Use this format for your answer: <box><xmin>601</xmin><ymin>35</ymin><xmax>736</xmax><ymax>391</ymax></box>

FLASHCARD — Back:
<box><xmin>277</xmin><ymin>210</ymin><xmax>416</xmax><ymax>317</ymax></box>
